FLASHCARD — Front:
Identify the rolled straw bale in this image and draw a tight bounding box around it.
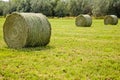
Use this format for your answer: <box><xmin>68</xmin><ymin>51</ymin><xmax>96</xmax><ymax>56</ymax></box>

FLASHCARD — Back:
<box><xmin>104</xmin><ymin>15</ymin><xmax>118</xmax><ymax>25</ymax></box>
<box><xmin>75</xmin><ymin>14</ymin><xmax>92</xmax><ymax>27</ymax></box>
<box><xmin>3</xmin><ymin>12</ymin><xmax>51</xmax><ymax>48</ymax></box>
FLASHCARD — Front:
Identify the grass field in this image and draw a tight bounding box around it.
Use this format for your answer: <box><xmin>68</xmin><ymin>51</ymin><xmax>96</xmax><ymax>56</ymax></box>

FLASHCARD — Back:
<box><xmin>0</xmin><ymin>17</ymin><xmax>120</xmax><ymax>80</ymax></box>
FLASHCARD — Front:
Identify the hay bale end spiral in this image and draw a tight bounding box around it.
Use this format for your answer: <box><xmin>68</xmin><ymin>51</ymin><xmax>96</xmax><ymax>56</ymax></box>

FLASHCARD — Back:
<box><xmin>104</xmin><ymin>15</ymin><xmax>118</xmax><ymax>25</ymax></box>
<box><xmin>3</xmin><ymin>12</ymin><xmax>51</xmax><ymax>48</ymax></box>
<box><xmin>75</xmin><ymin>14</ymin><xmax>92</xmax><ymax>27</ymax></box>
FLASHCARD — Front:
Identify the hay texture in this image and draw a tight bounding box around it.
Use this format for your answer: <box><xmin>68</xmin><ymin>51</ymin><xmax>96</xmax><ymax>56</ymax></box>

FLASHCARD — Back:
<box><xmin>104</xmin><ymin>15</ymin><xmax>118</xmax><ymax>25</ymax></box>
<box><xmin>3</xmin><ymin>12</ymin><xmax>51</xmax><ymax>48</ymax></box>
<box><xmin>75</xmin><ymin>15</ymin><xmax>92</xmax><ymax>27</ymax></box>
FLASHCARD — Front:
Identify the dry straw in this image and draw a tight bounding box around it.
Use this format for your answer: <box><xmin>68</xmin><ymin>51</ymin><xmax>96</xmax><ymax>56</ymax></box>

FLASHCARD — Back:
<box><xmin>75</xmin><ymin>14</ymin><xmax>92</xmax><ymax>27</ymax></box>
<box><xmin>104</xmin><ymin>15</ymin><xmax>118</xmax><ymax>25</ymax></box>
<box><xmin>3</xmin><ymin>12</ymin><xmax>51</xmax><ymax>48</ymax></box>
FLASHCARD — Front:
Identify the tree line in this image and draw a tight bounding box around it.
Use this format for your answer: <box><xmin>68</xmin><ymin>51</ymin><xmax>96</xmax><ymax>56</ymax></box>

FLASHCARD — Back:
<box><xmin>0</xmin><ymin>0</ymin><xmax>120</xmax><ymax>18</ymax></box>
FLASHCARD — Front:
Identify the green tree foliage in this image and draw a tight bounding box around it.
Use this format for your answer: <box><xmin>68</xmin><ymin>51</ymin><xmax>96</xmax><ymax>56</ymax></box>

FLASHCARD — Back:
<box><xmin>0</xmin><ymin>1</ymin><xmax>4</xmax><ymax>16</ymax></box>
<box><xmin>30</xmin><ymin>0</ymin><xmax>53</xmax><ymax>16</ymax></box>
<box><xmin>81</xmin><ymin>0</ymin><xmax>93</xmax><ymax>15</ymax></box>
<box><xmin>108</xmin><ymin>0</ymin><xmax>120</xmax><ymax>17</ymax></box>
<box><xmin>54</xmin><ymin>0</ymin><xmax>69</xmax><ymax>17</ymax></box>
<box><xmin>68</xmin><ymin>0</ymin><xmax>83</xmax><ymax>16</ymax></box>
<box><xmin>92</xmin><ymin>0</ymin><xmax>113</xmax><ymax>17</ymax></box>
<box><xmin>68</xmin><ymin>0</ymin><xmax>93</xmax><ymax>16</ymax></box>
<box><xmin>50</xmin><ymin>0</ymin><xmax>60</xmax><ymax>16</ymax></box>
<box><xmin>9</xmin><ymin>0</ymin><xmax>17</xmax><ymax>13</ymax></box>
<box><xmin>17</xmin><ymin>0</ymin><xmax>31</xmax><ymax>12</ymax></box>
<box><xmin>0</xmin><ymin>0</ymin><xmax>120</xmax><ymax>17</ymax></box>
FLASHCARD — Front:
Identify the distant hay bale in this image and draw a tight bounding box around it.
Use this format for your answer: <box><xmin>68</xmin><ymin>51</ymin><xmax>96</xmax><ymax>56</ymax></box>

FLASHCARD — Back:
<box><xmin>104</xmin><ymin>15</ymin><xmax>118</xmax><ymax>25</ymax></box>
<box><xmin>3</xmin><ymin>12</ymin><xmax>51</xmax><ymax>48</ymax></box>
<box><xmin>75</xmin><ymin>14</ymin><xmax>92</xmax><ymax>27</ymax></box>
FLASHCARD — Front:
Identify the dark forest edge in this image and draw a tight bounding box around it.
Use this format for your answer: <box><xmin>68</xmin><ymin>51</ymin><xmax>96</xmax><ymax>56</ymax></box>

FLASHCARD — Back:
<box><xmin>0</xmin><ymin>0</ymin><xmax>120</xmax><ymax>18</ymax></box>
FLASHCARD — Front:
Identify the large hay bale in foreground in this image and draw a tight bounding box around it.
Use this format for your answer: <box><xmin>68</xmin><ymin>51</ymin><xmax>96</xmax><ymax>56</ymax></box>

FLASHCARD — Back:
<box><xmin>3</xmin><ymin>12</ymin><xmax>51</xmax><ymax>48</ymax></box>
<box><xmin>104</xmin><ymin>15</ymin><xmax>118</xmax><ymax>25</ymax></box>
<box><xmin>75</xmin><ymin>15</ymin><xmax>92</xmax><ymax>27</ymax></box>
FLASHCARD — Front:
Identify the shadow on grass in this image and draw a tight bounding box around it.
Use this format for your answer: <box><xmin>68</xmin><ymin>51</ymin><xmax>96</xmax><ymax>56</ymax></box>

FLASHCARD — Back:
<box><xmin>5</xmin><ymin>45</ymin><xmax>55</xmax><ymax>52</ymax></box>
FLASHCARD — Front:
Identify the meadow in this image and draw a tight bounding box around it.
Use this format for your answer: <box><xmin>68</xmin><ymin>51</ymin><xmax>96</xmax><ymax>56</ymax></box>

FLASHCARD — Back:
<box><xmin>0</xmin><ymin>17</ymin><xmax>120</xmax><ymax>80</ymax></box>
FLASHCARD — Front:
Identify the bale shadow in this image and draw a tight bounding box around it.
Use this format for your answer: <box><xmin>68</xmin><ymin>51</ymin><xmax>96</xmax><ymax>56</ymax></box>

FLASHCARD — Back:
<box><xmin>6</xmin><ymin>45</ymin><xmax>55</xmax><ymax>52</ymax></box>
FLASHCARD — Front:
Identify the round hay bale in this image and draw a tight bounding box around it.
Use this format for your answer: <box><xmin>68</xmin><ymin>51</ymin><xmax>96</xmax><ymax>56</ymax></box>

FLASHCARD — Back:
<box><xmin>75</xmin><ymin>14</ymin><xmax>92</xmax><ymax>27</ymax></box>
<box><xmin>104</xmin><ymin>15</ymin><xmax>118</xmax><ymax>25</ymax></box>
<box><xmin>3</xmin><ymin>12</ymin><xmax>51</xmax><ymax>48</ymax></box>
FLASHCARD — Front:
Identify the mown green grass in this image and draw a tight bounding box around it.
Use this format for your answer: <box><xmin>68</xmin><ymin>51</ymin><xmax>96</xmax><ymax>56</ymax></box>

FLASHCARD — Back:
<box><xmin>0</xmin><ymin>17</ymin><xmax>120</xmax><ymax>80</ymax></box>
